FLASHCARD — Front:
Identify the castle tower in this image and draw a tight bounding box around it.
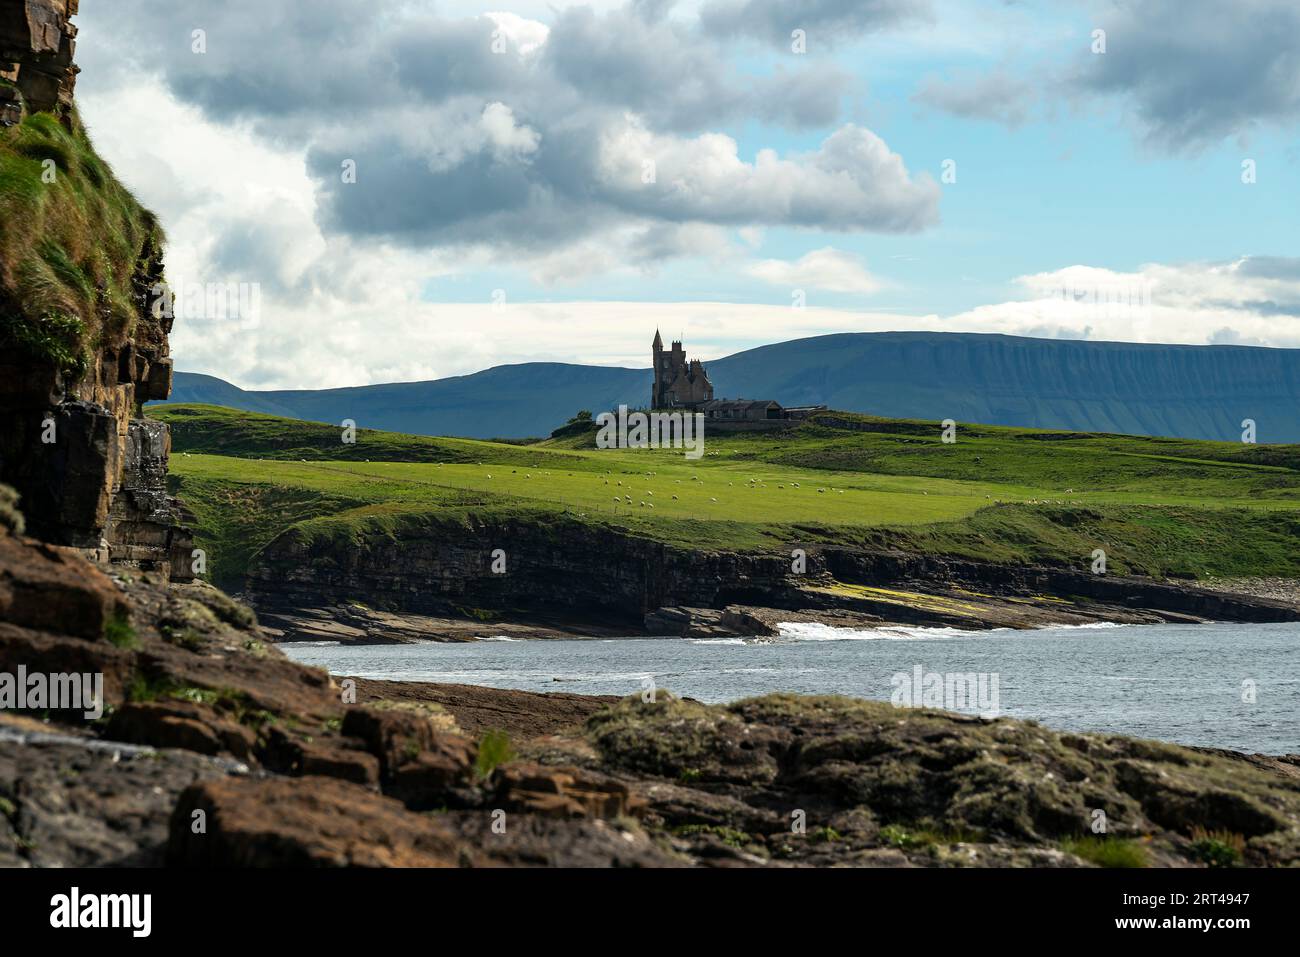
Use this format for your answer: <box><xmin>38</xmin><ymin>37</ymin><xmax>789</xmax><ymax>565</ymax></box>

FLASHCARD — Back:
<box><xmin>651</xmin><ymin>329</ymin><xmax>664</xmax><ymax>408</ymax></box>
<box><xmin>651</xmin><ymin>330</ymin><xmax>713</xmax><ymax>408</ymax></box>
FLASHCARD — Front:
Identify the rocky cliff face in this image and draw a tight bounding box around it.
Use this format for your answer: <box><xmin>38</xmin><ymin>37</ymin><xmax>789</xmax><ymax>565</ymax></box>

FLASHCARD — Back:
<box><xmin>0</xmin><ymin>0</ymin><xmax>78</xmax><ymax>124</ymax></box>
<box><xmin>244</xmin><ymin>514</ymin><xmax>1300</xmax><ymax>637</ymax></box>
<box><xmin>0</xmin><ymin>0</ymin><xmax>192</xmax><ymax>579</ymax></box>
<box><xmin>246</xmin><ymin>516</ymin><xmax>796</xmax><ymax>626</ymax></box>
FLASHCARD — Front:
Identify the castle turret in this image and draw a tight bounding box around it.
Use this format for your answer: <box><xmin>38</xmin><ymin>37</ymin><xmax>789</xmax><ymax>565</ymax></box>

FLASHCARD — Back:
<box><xmin>651</xmin><ymin>331</ymin><xmax>713</xmax><ymax>409</ymax></box>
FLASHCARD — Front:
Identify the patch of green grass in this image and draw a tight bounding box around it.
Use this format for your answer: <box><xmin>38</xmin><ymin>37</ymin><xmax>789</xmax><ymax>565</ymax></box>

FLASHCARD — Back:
<box><xmin>154</xmin><ymin>404</ymin><xmax>1300</xmax><ymax>585</ymax></box>
<box><xmin>0</xmin><ymin>309</ymin><xmax>86</xmax><ymax>379</ymax></box>
<box><xmin>103</xmin><ymin>610</ymin><xmax>138</xmax><ymax>649</ymax></box>
<box><xmin>152</xmin><ymin>403</ymin><xmax>584</xmax><ymax>466</ymax></box>
<box><xmin>124</xmin><ymin>677</ymin><xmax>274</xmax><ymax>728</ymax></box>
<box><xmin>880</xmin><ymin>824</ymin><xmax>984</xmax><ymax>849</ymax></box>
<box><xmin>160</xmin><ymin>625</ymin><xmax>204</xmax><ymax>652</ymax></box>
<box><xmin>475</xmin><ymin>729</ymin><xmax>516</xmax><ymax>779</ymax></box>
<box><xmin>126</xmin><ymin>670</ymin><xmax>180</xmax><ymax>704</ymax></box>
<box><xmin>1061</xmin><ymin>836</ymin><xmax>1149</xmax><ymax>868</ymax></box>
<box><xmin>0</xmin><ymin>109</ymin><xmax>164</xmax><ymax>376</ymax></box>
<box><xmin>1189</xmin><ymin>828</ymin><xmax>1245</xmax><ymax>868</ymax></box>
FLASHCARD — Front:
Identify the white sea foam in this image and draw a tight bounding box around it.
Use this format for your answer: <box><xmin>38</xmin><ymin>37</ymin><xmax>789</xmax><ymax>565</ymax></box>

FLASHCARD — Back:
<box><xmin>476</xmin><ymin>635</ymin><xmax>519</xmax><ymax>641</ymax></box>
<box><xmin>775</xmin><ymin>621</ymin><xmax>1132</xmax><ymax>642</ymax></box>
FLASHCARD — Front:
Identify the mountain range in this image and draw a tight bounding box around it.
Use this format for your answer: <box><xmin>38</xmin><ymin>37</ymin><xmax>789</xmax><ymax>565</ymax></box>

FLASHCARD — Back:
<box><xmin>160</xmin><ymin>332</ymin><xmax>1300</xmax><ymax>442</ymax></box>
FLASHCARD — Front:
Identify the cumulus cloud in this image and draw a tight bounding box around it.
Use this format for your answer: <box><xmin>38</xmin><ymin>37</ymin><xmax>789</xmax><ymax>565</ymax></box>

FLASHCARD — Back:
<box><xmin>748</xmin><ymin>247</ymin><xmax>882</xmax><ymax>293</ymax></box>
<box><xmin>75</xmin><ymin>0</ymin><xmax>929</xmax><ymax>274</ymax></box>
<box><xmin>1068</xmin><ymin>0</ymin><xmax>1300</xmax><ymax>148</ymax></box>
<box><xmin>594</xmin><ymin>120</ymin><xmax>940</xmax><ymax>231</ymax></box>
<box><xmin>905</xmin><ymin>0</ymin><xmax>1300</xmax><ymax>149</ymax></box>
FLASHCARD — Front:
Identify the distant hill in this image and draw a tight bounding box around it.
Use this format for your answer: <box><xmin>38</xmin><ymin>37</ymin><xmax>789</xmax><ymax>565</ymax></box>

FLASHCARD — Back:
<box><xmin>160</xmin><ymin>332</ymin><xmax>1300</xmax><ymax>442</ymax></box>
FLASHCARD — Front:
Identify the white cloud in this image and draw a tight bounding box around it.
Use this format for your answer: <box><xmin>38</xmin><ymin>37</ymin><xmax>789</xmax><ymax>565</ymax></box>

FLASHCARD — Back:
<box><xmin>597</xmin><ymin>118</ymin><xmax>940</xmax><ymax>231</ymax></box>
<box><xmin>483</xmin><ymin>12</ymin><xmax>551</xmax><ymax>55</ymax></box>
<box><xmin>949</xmin><ymin>259</ymin><xmax>1300</xmax><ymax>347</ymax></box>
<box><xmin>748</xmin><ymin>248</ymin><xmax>881</xmax><ymax>293</ymax></box>
<box><xmin>480</xmin><ymin>102</ymin><xmax>541</xmax><ymax>159</ymax></box>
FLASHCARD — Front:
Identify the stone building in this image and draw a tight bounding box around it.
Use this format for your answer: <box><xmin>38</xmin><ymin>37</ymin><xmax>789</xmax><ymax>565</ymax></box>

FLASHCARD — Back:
<box><xmin>651</xmin><ymin>330</ymin><xmax>714</xmax><ymax>409</ymax></box>
<box><xmin>700</xmin><ymin>399</ymin><xmax>783</xmax><ymax>421</ymax></box>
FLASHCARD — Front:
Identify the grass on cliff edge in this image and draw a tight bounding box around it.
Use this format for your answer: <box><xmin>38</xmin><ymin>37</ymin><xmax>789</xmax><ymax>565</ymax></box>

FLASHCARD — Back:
<box><xmin>0</xmin><ymin>108</ymin><xmax>164</xmax><ymax>378</ymax></box>
<box><xmin>153</xmin><ymin>403</ymin><xmax>1300</xmax><ymax>588</ymax></box>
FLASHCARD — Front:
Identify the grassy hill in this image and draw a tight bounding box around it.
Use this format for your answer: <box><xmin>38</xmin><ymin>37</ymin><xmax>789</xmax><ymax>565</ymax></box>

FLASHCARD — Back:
<box><xmin>153</xmin><ymin>404</ymin><xmax>1300</xmax><ymax>592</ymax></box>
<box><xmin>163</xmin><ymin>331</ymin><xmax>1300</xmax><ymax>441</ymax></box>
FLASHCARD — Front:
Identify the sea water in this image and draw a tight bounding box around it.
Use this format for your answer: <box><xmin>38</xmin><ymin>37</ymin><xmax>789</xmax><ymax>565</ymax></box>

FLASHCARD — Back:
<box><xmin>282</xmin><ymin>621</ymin><xmax>1300</xmax><ymax>755</ymax></box>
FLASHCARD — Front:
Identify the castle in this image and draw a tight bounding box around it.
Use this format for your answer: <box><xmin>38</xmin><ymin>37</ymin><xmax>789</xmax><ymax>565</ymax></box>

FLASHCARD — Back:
<box><xmin>651</xmin><ymin>330</ymin><xmax>713</xmax><ymax>409</ymax></box>
<box><xmin>648</xmin><ymin>332</ymin><xmax>828</xmax><ymax>424</ymax></box>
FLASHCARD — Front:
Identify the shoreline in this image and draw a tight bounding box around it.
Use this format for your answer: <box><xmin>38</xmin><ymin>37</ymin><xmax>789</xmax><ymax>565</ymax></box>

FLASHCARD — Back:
<box><xmin>3</xmin><ymin>533</ymin><xmax>1298</xmax><ymax>867</ymax></box>
<box><xmin>255</xmin><ymin>580</ymin><xmax>1300</xmax><ymax>645</ymax></box>
<box><xmin>346</xmin><ymin>677</ymin><xmax>1300</xmax><ymax>766</ymax></box>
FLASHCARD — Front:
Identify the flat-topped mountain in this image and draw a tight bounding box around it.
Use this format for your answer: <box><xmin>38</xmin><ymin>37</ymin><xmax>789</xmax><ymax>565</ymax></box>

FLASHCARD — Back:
<box><xmin>166</xmin><ymin>332</ymin><xmax>1300</xmax><ymax>442</ymax></box>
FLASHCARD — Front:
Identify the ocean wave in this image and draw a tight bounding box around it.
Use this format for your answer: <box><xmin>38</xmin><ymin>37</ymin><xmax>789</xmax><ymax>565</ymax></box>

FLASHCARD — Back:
<box><xmin>775</xmin><ymin>621</ymin><xmax>1133</xmax><ymax>642</ymax></box>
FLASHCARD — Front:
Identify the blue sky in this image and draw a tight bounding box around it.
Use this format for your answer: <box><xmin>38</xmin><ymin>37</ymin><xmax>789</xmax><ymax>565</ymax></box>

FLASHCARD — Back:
<box><xmin>72</xmin><ymin>0</ymin><xmax>1300</xmax><ymax>387</ymax></box>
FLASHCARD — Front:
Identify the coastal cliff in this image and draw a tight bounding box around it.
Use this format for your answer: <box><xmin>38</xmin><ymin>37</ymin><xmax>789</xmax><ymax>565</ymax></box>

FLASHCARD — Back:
<box><xmin>243</xmin><ymin>512</ymin><xmax>1300</xmax><ymax>641</ymax></box>
<box><xmin>2</xmin><ymin>0</ymin><xmax>1299</xmax><ymax>873</ymax></box>
<box><xmin>0</xmin><ymin>0</ymin><xmax>191</xmax><ymax>578</ymax></box>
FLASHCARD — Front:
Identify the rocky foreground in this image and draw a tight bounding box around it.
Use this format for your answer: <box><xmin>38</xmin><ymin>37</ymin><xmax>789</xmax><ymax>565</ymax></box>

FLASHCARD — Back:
<box><xmin>3</xmin><ymin>521</ymin><xmax>1300</xmax><ymax>868</ymax></box>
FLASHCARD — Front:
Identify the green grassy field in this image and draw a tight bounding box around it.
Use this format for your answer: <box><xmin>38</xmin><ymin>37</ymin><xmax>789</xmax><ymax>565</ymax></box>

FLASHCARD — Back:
<box><xmin>153</xmin><ymin>404</ymin><xmax>1300</xmax><ymax>590</ymax></box>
